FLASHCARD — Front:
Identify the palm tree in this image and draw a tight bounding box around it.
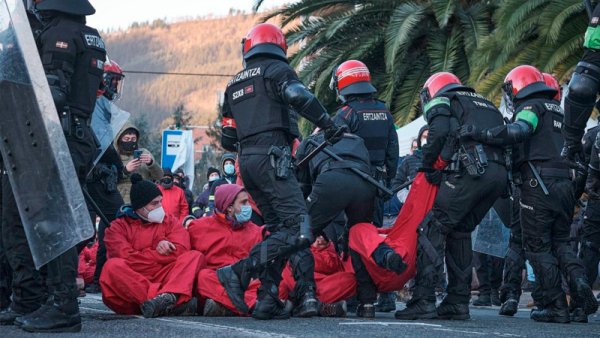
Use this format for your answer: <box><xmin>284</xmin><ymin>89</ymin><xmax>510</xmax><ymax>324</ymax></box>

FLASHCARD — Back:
<box><xmin>255</xmin><ymin>0</ymin><xmax>495</xmax><ymax>126</ymax></box>
<box><xmin>470</xmin><ymin>0</ymin><xmax>588</xmax><ymax>102</ymax></box>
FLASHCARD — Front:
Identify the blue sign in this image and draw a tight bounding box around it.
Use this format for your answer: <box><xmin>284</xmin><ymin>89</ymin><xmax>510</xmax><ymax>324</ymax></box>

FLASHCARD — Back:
<box><xmin>161</xmin><ymin>129</ymin><xmax>183</xmax><ymax>169</ymax></box>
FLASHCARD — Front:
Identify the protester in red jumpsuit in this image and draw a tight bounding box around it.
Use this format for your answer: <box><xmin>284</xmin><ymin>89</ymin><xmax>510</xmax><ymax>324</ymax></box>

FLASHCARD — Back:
<box><xmin>187</xmin><ymin>184</ymin><xmax>264</xmax><ymax>316</ymax></box>
<box><xmin>78</xmin><ymin>241</ymin><xmax>98</xmax><ymax>286</ymax></box>
<box><xmin>158</xmin><ymin>169</ymin><xmax>189</xmax><ymax>225</ymax></box>
<box><xmin>100</xmin><ymin>174</ymin><xmax>204</xmax><ymax>318</ymax></box>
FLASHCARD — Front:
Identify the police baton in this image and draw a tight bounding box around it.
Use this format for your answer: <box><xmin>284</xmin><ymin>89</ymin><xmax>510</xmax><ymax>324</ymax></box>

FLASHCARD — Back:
<box><xmin>585</xmin><ymin>0</ymin><xmax>593</xmax><ymax>20</ymax></box>
<box><xmin>82</xmin><ymin>188</ymin><xmax>112</xmax><ymax>227</ymax></box>
<box><xmin>527</xmin><ymin>161</ymin><xmax>549</xmax><ymax>196</ymax></box>
<box><xmin>306</xmin><ymin>139</ymin><xmax>394</xmax><ymax>198</ymax></box>
<box><xmin>391</xmin><ymin>178</ymin><xmax>414</xmax><ymax>195</ymax></box>
<box><xmin>296</xmin><ymin>128</ymin><xmax>345</xmax><ymax>168</ymax></box>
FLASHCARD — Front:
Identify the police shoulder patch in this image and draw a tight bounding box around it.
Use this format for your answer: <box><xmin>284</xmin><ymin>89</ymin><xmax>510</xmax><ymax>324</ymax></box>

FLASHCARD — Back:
<box><xmin>82</xmin><ymin>33</ymin><xmax>106</xmax><ymax>50</ymax></box>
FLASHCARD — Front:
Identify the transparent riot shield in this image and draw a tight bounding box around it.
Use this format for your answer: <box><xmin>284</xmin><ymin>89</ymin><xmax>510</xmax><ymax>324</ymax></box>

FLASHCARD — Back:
<box><xmin>472</xmin><ymin>207</ymin><xmax>510</xmax><ymax>258</ymax></box>
<box><xmin>0</xmin><ymin>0</ymin><xmax>94</xmax><ymax>268</ymax></box>
<box><xmin>91</xmin><ymin>96</ymin><xmax>130</xmax><ymax>167</ymax></box>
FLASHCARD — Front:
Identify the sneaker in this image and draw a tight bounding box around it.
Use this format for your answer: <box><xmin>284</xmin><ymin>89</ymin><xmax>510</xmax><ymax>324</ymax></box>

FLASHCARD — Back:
<box><xmin>140</xmin><ymin>293</ymin><xmax>176</xmax><ymax>318</ymax></box>
<box><xmin>203</xmin><ymin>299</ymin><xmax>236</xmax><ymax>317</ymax></box>
<box><xmin>356</xmin><ymin>303</ymin><xmax>375</xmax><ymax>318</ymax></box>
<box><xmin>319</xmin><ymin>301</ymin><xmax>347</xmax><ymax>317</ymax></box>
<box><xmin>292</xmin><ymin>290</ymin><xmax>318</xmax><ymax>317</ymax></box>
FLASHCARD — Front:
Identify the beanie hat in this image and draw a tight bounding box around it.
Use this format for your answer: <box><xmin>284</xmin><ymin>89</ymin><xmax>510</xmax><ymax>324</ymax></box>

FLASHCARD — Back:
<box><xmin>221</xmin><ymin>153</ymin><xmax>236</xmax><ymax>171</ymax></box>
<box><xmin>416</xmin><ymin>125</ymin><xmax>429</xmax><ymax>148</ymax></box>
<box><xmin>214</xmin><ymin>184</ymin><xmax>245</xmax><ymax>213</ymax></box>
<box><xmin>130</xmin><ymin>173</ymin><xmax>162</xmax><ymax>210</ymax></box>
<box><xmin>162</xmin><ymin>168</ymin><xmax>174</xmax><ymax>178</ymax></box>
<box><xmin>206</xmin><ymin>167</ymin><xmax>220</xmax><ymax>180</ymax></box>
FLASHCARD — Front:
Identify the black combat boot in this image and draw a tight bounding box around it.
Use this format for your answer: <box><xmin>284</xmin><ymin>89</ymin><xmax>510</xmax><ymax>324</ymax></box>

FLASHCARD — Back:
<box><xmin>569</xmin><ymin>307</ymin><xmax>588</xmax><ymax>323</ymax></box>
<box><xmin>140</xmin><ymin>293</ymin><xmax>176</xmax><ymax>318</ymax></box>
<box><xmin>499</xmin><ymin>298</ymin><xmax>519</xmax><ymax>317</ymax></box>
<box><xmin>0</xmin><ymin>307</ymin><xmax>28</xmax><ymax>326</ymax></box>
<box><xmin>574</xmin><ymin>278</ymin><xmax>598</xmax><ymax>315</ymax></box>
<box><xmin>20</xmin><ymin>301</ymin><xmax>81</xmax><ymax>333</ymax></box>
<box><xmin>292</xmin><ymin>288</ymin><xmax>318</xmax><ymax>317</ymax></box>
<box><xmin>356</xmin><ymin>303</ymin><xmax>375</xmax><ymax>318</ymax></box>
<box><xmin>252</xmin><ymin>284</ymin><xmax>290</xmax><ymax>320</ymax></box>
<box><xmin>472</xmin><ymin>293</ymin><xmax>491</xmax><ymax>306</ymax></box>
<box><xmin>394</xmin><ymin>298</ymin><xmax>437</xmax><ymax>320</ymax></box>
<box><xmin>530</xmin><ymin>296</ymin><xmax>570</xmax><ymax>324</ymax></box>
<box><xmin>216</xmin><ymin>265</ymin><xmax>250</xmax><ymax>314</ymax></box>
<box><xmin>437</xmin><ymin>300</ymin><xmax>470</xmax><ymax>320</ymax></box>
<box><xmin>84</xmin><ymin>282</ymin><xmax>101</xmax><ymax>294</ymax></box>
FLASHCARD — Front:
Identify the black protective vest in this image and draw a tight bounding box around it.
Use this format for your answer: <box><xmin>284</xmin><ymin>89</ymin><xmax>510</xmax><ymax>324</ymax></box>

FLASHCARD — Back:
<box><xmin>343</xmin><ymin>98</ymin><xmax>393</xmax><ymax>166</ymax></box>
<box><xmin>225</xmin><ymin>60</ymin><xmax>291</xmax><ymax>141</ymax></box>
<box><xmin>38</xmin><ymin>17</ymin><xmax>106</xmax><ymax>118</ymax></box>
<box><xmin>308</xmin><ymin>133</ymin><xmax>372</xmax><ymax>180</ymax></box>
<box><xmin>514</xmin><ymin>98</ymin><xmax>564</xmax><ymax>167</ymax></box>
<box><xmin>444</xmin><ymin>91</ymin><xmax>505</xmax><ymax>149</ymax></box>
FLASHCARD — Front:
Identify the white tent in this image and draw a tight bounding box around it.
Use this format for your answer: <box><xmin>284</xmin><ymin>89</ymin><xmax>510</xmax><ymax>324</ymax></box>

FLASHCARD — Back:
<box><xmin>396</xmin><ymin>116</ymin><xmax>426</xmax><ymax>157</ymax></box>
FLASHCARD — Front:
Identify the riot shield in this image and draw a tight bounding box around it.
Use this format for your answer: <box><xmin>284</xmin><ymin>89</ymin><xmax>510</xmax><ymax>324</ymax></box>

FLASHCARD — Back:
<box><xmin>0</xmin><ymin>0</ymin><xmax>94</xmax><ymax>269</ymax></box>
<box><xmin>472</xmin><ymin>207</ymin><xmax>510</xmax><ymax>258</ymax></box>
<box><xmin>91</xmin><ymin>96</ymin><xmax>130</xmax><ymax>167</ymax></box>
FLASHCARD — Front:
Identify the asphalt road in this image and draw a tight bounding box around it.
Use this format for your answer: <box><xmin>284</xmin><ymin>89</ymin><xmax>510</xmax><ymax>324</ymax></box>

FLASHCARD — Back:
<box><xmin>3</xmin><ymin>294</ymin><xmax>599</xmax><ymax>337</ymax></box>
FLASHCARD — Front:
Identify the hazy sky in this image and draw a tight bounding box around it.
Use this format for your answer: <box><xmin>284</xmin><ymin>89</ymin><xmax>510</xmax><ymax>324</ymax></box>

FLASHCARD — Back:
<box><xmin>88</xmin><ymin>0</ymin><xmax>293</xmax><ymax>31</ymax></box>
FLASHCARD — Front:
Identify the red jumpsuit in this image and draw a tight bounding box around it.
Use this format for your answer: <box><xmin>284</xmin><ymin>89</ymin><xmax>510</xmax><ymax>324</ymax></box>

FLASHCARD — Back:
<box><xmin>99</xmin><ymin>213</ymin><xmax>205</xmax><ymax>315</ymax></box>
<box><xmin>158</xmin><ymin>185</ymin><xmax>189</xmax><ymax>225</ymax></box>
<box><xmin>348</xmin><ymin>160</ymin><xmax>445</xmax><ymax>292</ymax></box>
<box><xmin>188</xmin><ymin>212</ymin><xmax>263</xmax><ymax>315</ymax></box>
<box><xmin>78</xmin><ymin>241</ymin><xmax>98</xmax><ymax>285</ymax></box>
<box><xmin>280</xmin><ymin>242</ymin><xmax>356</xmax><ymax>304</ymax></box>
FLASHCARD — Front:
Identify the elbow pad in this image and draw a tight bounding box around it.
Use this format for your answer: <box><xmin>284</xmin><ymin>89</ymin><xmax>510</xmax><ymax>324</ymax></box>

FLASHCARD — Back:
<box><xmin>284</xmin><ymin>82</ymin><xmax>333</xmax><ymax>129</ymax></box>
<box><xmin>483</xmin><ymin>120</ymin><xmax>532</xmax><ymax>145</ymax></box>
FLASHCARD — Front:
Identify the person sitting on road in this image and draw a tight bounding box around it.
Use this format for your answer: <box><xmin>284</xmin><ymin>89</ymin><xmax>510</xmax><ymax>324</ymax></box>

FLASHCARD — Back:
<box><xmin>100</xmin><ymin>174</ymin><xmax>205</xmax><ymax>318</ymax></box>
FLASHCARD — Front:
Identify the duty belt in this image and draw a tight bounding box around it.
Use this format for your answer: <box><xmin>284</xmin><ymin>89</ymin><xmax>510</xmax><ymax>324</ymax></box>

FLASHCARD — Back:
<box><xmin>322</xmin><ymin>160</ymin><xmax>372</xmax><ymax>176</ymax></box>
<box><xmin>462</xmin><ymin>145</ymin><xmax>505</xmax><ymax>166</ymax></box>
<box><xmin>521</xmin><ymin>163</ymin><xmax>573</xmax><ymax>180</ymax></box>
<box><xmin>239</xmin><ymin>145</ymin><xmax>275</xmax><ymax>155</ymax></box>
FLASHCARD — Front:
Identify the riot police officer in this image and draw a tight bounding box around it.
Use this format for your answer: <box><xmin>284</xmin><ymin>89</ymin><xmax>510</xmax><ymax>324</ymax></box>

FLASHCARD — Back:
<box><xmin>84</xmin><ymin>60</ymin><xmax>126</xmax><ymax>294</ymax></box>
<box><xmin>395</xmin><ymin>72</ymin><xmax>508</xmax><ymax>320</ymax></box>
<box><xmin>0</xmin><ymin>0</ymin><xmax>105</xmax><ymax>332</ymax></box>
<box><xmin>497</xmin><ymin>72</ymin><xmax>562</xmax><ymax>317</ymax></box>
<box><xmin>460</xmin><ymin>65</ymin><xmax>598</xmax><ymax>323</ymax></box>
<box><xmin>216</xmin><ymin>23</ymin><xmax>344</xmax><ymax>320</ymax></box>
<box><xmin>331</xmin><ymin>60</ymin><xmax>399</xmax><ymax>227</ymax></box>
<box><xmin>562</xmin><ymin>3</ymin><xmax>600</xmax><ymax>166</ymax></box>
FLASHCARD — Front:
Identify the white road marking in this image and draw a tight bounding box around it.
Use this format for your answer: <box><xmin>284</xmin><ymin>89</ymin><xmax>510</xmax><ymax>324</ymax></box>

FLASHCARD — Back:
<box><xmin>79</xmin><ymin>305</ymin><xmax>295</xmax><ymax>338</ymax></box>
<box><xmin>339</xmin><ymin>321</ymin><xmax>442</xmax><ymax>327</ymax></box>
<box><xmin>433</xmin><ymin>328</ymin><xmax>522</xmax><ymax>337</ymax></box>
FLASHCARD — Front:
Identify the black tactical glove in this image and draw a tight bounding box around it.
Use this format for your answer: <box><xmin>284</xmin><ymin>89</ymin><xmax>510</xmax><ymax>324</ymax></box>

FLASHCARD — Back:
<box><xmin>324</xmin><ymin>124</ymin><xmax>347</xmax><ymax>145</ymax></box>
<box><xmin>458</xmin><ymin>124</ymin><xmax>485</xmax><ymax>142</ymax></box>
<box><xmin>573</xmin><ymin>166</ymin><xmax>588</xmax><ymax>200</ymax></box>
<box><xmin>561</xmin><ymin>142</ymin><xmax>583</xmax><ymax>166</ymax></box>
<box><xmin>424</xmin><ymin>168</ymin><xmax>442</xmax><ymax>186</ymax></box>
<box><xmin>586</xmin><ymin>168</ymin><xmax>600</xmax><ymax>200</ymax></box>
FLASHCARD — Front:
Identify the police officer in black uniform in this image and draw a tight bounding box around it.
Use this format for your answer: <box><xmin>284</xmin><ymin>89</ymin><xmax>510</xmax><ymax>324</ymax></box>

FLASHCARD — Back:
<box><xmin>562</xmin><ymin>3</ymin><xmax>600</xmax><ymax>167</ymax></box>
<box><xmin>331</xmin><ymin>60</ymin><xmax>398</xmax><ymax>227</ymax></box>
<box><xmin>0</xmin><ymin>0</ymin><xmax>105</xmax><ymax>332</ymax></box>
<box><xmin>497</xmin><ymin>72</ymin><xmax>563</xmax><ymax>317</ymax></box>
<box><xmin>459</xmin><ymin>65</ymin><xmax>598</xmax><ymax>323</ymax></box>
<box><xmin>580</xmin><ymin>127</ymin><xmax>600</xmax><ymax>316</ymax></box>
<box><xmin>216</xmin><ymin>23</ymin><xmax>344</xmax><ymax>320</ymax></box>
<box><xmin>295</xmin><ymin>131</ymin><xmax>407</xmax><ymax>318</ymax></box>
<box><xmin>395</xmin><ymin>72</ymin><xmax>508</xmax><ymax>320</ymax></box>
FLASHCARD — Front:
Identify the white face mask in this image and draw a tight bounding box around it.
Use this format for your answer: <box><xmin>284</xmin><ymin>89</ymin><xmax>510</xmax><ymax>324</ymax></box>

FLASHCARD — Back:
<box><xmin>420</xmin><ymin>138</ymin><xmax>427</xmax><ymax>146</ymax></box>
<box><xmin>143</xmin><ymin>206</ymin><xmax>165</xmax><ymax>223</ymax></box>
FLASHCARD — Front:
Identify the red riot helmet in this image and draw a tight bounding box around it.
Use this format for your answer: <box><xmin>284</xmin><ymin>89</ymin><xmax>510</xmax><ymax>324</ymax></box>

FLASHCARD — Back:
<box><xmin>502</xmin><ymin>65</ymin><xmax>556</xmax><ymax>103</ymax></box>
<box><xmin>97</xmin><ymin>59</ymin><xmax>125</xmax><ymax>101</ymax></box>
<box><xmin>241</xmin><ymin>23</ymin><xmax>287</xmax><ymax>61</ymax></box>
<box><xmin>542</xmin><ymin>72</ymin><xmax>561</xmax><ymax>101</ymax></box>
<box><xmin>330</xmin><ymin>60</ymin><xmax>377</xmax><ymax>99</ymax></box>
<box><xmin>420</xmin><ymin>72</ymin><xmax>468</xmax><ymax>106</ymax></box>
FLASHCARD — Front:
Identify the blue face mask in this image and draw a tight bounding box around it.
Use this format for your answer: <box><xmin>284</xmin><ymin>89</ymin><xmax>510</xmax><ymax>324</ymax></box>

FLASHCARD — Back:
<box><xmin>224</xmin><ymin>163</ymin><xmax>235</xmax><ymax>175</ymax></box>
<box><xmin>234</xmin><ymin>204</ymin><xmax>252</xmax><ymax>224</ymax></box>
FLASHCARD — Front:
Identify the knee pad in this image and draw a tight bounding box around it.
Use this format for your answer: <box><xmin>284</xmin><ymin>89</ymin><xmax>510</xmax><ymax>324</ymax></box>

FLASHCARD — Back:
<box><xmin>568</xmin><ymin>70</ymin><xmax>599</xmax><ymax>104</ymax></box>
